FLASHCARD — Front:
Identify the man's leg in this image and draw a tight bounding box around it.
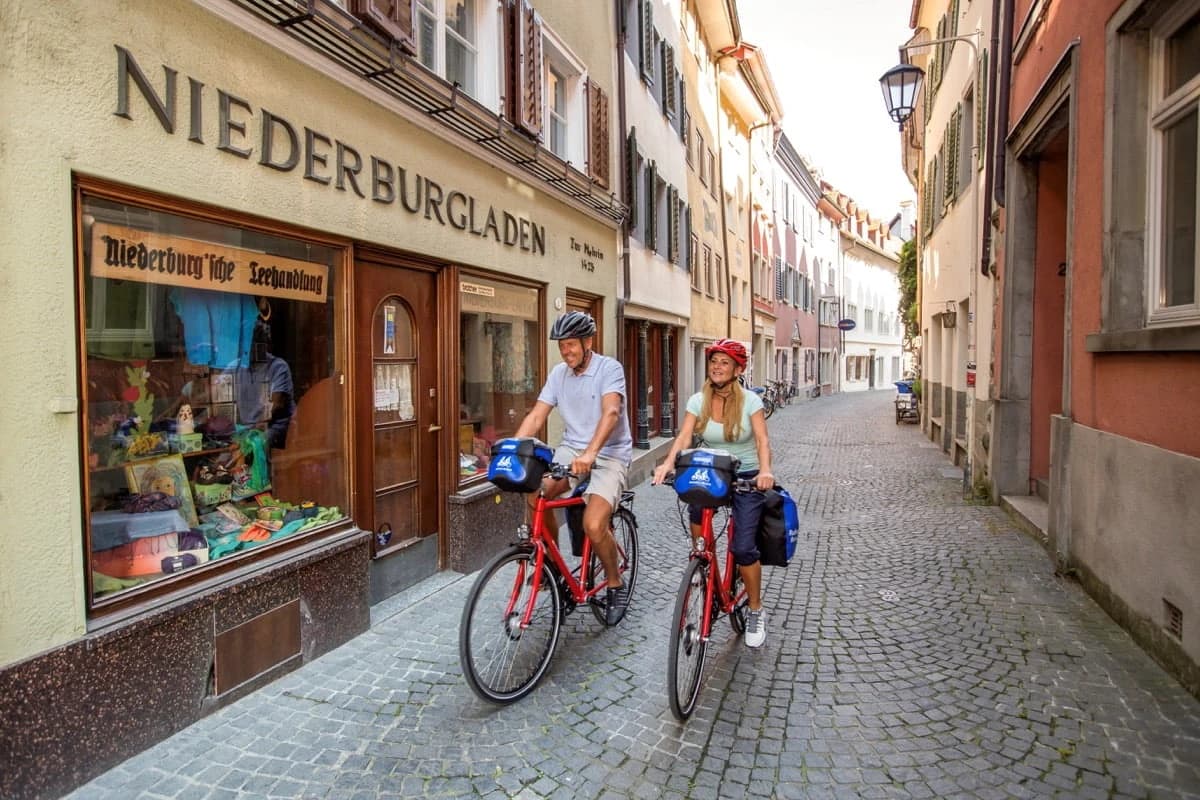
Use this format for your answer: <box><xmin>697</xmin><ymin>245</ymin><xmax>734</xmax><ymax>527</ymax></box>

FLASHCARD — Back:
<box><xmin>526</xmin><ymin>476</ymin><xmax>569</xmax><ymax>536</ymax></box>
<box><xmin>582</xmin><ymin>494</ymin><xmax>620</xmax><ymax>586</ymax></box>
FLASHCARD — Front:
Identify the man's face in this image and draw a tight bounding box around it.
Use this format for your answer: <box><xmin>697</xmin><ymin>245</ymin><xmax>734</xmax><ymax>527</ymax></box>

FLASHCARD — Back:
<box><xmin>557</xmin><ymin>336</ymin><xmax>591</xmax><ymax>370</ymax></box>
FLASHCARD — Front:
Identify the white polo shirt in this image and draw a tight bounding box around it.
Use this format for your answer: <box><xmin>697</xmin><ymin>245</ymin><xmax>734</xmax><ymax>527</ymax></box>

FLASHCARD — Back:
<box><xmin>538</xmin><ymin>353</ymin><xmax>633</xmax><ymax>465</ymax></box>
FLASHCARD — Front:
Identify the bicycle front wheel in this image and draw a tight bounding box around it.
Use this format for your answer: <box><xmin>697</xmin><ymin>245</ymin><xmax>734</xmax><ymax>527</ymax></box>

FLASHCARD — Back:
<box><xmin>762</xmin><ymin>397</ymin><xmax>776</xmax><ymax>419</ymax></box>
<box><xmin>668</xmin><ymin>558</ymin><xmax>710</xmax><ymax>720</ymax></box>
<box><xmin>460</xmin><ymin>546</ymin><xmax>562</xmax><ymax>703</ymax></box>
<box><xmin>588</xmin><ymin>506</ymin><xmax>640</xmax><ymax>626</ymax></box>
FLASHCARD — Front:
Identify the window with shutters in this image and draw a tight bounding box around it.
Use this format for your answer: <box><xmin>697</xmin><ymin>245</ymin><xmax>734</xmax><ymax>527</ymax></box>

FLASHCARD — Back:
<box><xmin>702</xmin><ymin>244</ymin><xmax>713</xmax><ymax>295</ymax></box>
<box><xmin>625</xmin><ymin>129</ymin><xmax>640</xmax><ymax>236</ymax></box>
<box><xmin>715</xmin><ymin>255</ymin><xmax>725</xmax><ymax>301</ymax></box>
<box><xmin>640</xmin><ymin>0</ymin><xmax>655</xmax><ymax>84</ymax></box>
<box><xmin>707</xmin><ymin>149</ymin><xmax>718</xmax><ymax>199</ymax></box>
<box><xmin>540</xmin><ymin>30</ymin><xmax>585</xmax><ymax>166</ymax></box>
<box><xmin>644</xmin><ymin>162</ymin><xmax>658</xmax><ymax>248</ymax></box>
<box><xmin>667</xmin><ymin>186</ymin><xmax>680</xmax><ymax>263</ymax></box>
<box><xmin>505</xmin><ymin>0</ymin><xmax>542</xmax><ymax>137</ymax></box>
<box><xmin>684</xmin><ymin>114</ymin><xmax>694</xmax><ymax>166</ymax></box>
<box><xmin>350</xmin><ymin>0</ymin><xmax>417</xmax><ymax>52</ymax></box>
<box><xmin>676</xmin><ymin>74</ymin><xmax>687</xmax><ymax>140</ymax></box>
<box><xmin>660</xmin><ymin>42</ymin><xmax>677</xmax><ymax>119</ymax></box>
<box><xmin>416</xmin><ymin>0</ymin><xmax>479</xmax><ymax>96</ymax></box>
<box><xmin>933</xmin><ymin>16</ymin><xmax>946</xmax><ymax>91</ymax></box>
<box><xmin>775</xmin><ymin>258</ymin><xmax>785</xmax><ymax>300</ymax></box>
<box><xmin>586</xmin><ymin>79</ymin><xmax>611</xmax><ymax>187</ymax></box>
<box><xmin>957</xmin><ymin>95</ymin><xmax>973</xmax><ymax>196</ymax></box>
<box><xmin>689</xmin><ymin>232</ymin><xmax>700</xmax><ymax>285</ymax></box>
<box><xmin>697</xmin><ymin>133</ymin><xmax>707</xmax><ymax>184</ymax></box>
<box><xmin>655</xmin><ymin>176</ymin><xmax>669</xmax><ymax>255</ymax></box>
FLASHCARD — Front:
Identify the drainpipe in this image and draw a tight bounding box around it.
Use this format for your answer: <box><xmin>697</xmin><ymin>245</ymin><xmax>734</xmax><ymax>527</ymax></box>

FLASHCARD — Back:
<box><xmin>746</xmin><ymin>118</ymin><xmax>772</xmax><ymax>382</ymax></box>
<box><xmin>993</xmin><ymin>0</ymin><xmax>1014</xmax><ymax>210</ymax></box>
<box><xmin>978</xmin><ymin>0</ymin><xmax>1003</xmax><ymax>276</ymax></box>
<box><xmin>615</xmin><ymin>0</ymin><xmax>631</xmax><ymax>355</ymax></box>
<box><xmin>715</xmin><ymin>70</ymin><xmax>734</xmax><ymax>339</ymax></box>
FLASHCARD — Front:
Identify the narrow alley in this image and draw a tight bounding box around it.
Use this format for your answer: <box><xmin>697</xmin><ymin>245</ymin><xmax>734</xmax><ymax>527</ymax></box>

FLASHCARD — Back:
<box><xmin>68</xmin><ymin>392</ymin><xmax>1200</xmax><ymax>800</ymax></box>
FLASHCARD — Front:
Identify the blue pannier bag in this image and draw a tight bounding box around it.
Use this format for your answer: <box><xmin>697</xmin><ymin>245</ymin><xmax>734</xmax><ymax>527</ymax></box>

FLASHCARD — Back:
<box><xmin>757</xmin><ymin>485</ymin><xmax>799</xmax><ymax>567</ymax></box>
<box><xmin>673</xmin><ymin>448</ymin><xmax>739</xmax><ymax>508</ymax></box>
<box><xmin>487</xmin><ymin>437</ymin><xmax>554</xmax><ymax>493</ymax></box>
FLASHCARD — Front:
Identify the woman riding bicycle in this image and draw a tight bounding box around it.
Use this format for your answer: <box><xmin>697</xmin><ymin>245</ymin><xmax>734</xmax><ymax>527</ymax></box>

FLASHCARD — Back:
<box><xmin>651</xmin><ymin>338</ymin><xmax>775</xmax><ymax>647</ymax></box>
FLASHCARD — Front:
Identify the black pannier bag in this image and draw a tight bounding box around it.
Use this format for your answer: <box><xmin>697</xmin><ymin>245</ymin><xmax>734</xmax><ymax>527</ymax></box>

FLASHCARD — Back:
<box><xmin>672</xmin><ymin>448</ymin><xmax>740</xmax><ymax>508</ymax></box>
<box><xmin>757</xmin><ymin>486</ymin><xmax>800</xmax><ymax>567</ymax></box>
<box><xmin>487</xmin><ymin>437</ymin><xmax>554</xmax><ymax>493</ymax></box>
<box><xmin>566</xmin><ymin>504</ymin><xmax>586</xmax><ymax>557</ymax></box>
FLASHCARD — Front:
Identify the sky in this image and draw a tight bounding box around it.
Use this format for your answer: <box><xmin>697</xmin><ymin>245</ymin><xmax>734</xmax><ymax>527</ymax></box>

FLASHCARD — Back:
<box><xmin>738</xmin><ymin>0</ymin><xmax>917</xmax><ymax>219</ymax></box>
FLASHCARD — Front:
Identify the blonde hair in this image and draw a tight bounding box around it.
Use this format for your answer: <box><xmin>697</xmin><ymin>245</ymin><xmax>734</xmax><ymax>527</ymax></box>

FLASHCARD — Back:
<box><xmin>695</xmin><ymin>379</ymin><xmax>746</xmax><ymax>443</ymax></box>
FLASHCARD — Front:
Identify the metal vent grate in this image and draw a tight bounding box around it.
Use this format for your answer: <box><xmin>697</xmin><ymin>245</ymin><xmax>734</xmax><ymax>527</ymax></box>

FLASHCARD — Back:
<box><xmin>1164</xmin><ymin>598</ymin><xmax>1183</xmax><ymax>640</ymax></box>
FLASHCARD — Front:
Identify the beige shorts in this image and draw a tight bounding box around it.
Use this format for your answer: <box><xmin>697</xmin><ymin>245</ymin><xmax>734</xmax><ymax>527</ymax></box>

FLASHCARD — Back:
<box><xmin>552</xmin><ymin>445</ymin><xmax>628</xmax><ymax>509</ymax></box>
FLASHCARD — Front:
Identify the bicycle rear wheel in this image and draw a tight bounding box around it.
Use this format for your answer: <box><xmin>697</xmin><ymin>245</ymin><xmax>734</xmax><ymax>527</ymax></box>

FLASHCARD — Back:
<box><xmin>588</xmin><ymin>507</ymin><xmax>640</xmax><ymax>626</ymax></box>
<box><xmin>762</xmin><ymin>396</ymin><xmax>776</xmax><ymax>419</ymax></box>
<box><xmin>459</xmin><ymin>546</ymin><xmax>562</xmax><ymax>703</ymax></box>
<box><xmin>667</xmin><ymin>558</ymin><xmax>710</xmax><ymax>720</ymax></box>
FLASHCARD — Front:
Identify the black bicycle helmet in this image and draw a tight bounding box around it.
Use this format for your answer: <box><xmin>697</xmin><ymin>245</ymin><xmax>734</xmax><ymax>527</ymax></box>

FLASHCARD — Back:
<box><xmin>549</xmin><ymin>310</ymin><xmax>597</xmax><ymax>340</ymax></box>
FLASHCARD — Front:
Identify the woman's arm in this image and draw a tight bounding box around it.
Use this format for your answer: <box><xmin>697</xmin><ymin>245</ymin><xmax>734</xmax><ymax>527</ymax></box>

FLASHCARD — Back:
<box><xmin>651</xmin><ymin>412</ymin><xmax>699</xmax><ymax>484</ymax></box>
<box><xmin>749</xmin><ymin>409</ymin><xmax>774</xmax><ymax>490</ymax></box>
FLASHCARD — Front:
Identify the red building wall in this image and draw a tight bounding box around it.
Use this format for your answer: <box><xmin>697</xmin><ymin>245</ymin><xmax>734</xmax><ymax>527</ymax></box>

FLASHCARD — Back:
<box><xmin>1008</xmin><ymin>0</ymin><xmax>1200</xmax><ymax>459</ymax></box>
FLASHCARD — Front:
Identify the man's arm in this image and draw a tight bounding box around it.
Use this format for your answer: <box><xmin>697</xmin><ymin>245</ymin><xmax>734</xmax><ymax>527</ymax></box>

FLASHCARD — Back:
<box><xmin>514</xmin><ymin>400</ymin><xmax>554</xmax><ymax>439</ymax></box>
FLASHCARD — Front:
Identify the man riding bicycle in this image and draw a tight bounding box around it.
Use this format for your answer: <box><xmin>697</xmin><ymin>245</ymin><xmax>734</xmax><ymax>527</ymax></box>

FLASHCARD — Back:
<box><xmin>512</xmin><ymin>311</ymin><xmax>634</xmax><ymax>624</ymax></box>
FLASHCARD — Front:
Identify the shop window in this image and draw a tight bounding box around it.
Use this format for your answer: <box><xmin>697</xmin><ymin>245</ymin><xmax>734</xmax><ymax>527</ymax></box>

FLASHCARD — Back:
<box><xmin>79</xmin><ymin>192</ymin><xmax>348</xmax><ymax>609</ymax></box>
<box><xmin>458</xmin><ymin>277</ymin><xmax>541</xmax><ymax>482</ymax></box>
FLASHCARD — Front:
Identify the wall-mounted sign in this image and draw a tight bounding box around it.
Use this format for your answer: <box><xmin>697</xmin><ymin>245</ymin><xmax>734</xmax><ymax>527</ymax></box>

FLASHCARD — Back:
<box><xmin>570</xmin><ymin>237</ymin><xmax>605</xmax><ymax>273</ymax></box>
<box><xmin>113</xmin><ymin>45</ymin><xmax>547</xmax><ymax>258</ymax></box>
<box><xmin>90</xmin><ymin>222</ymin><xmax>327</xmax><ymax>302</ymax></box>
<box><xmin>837</xmin><ymin>318</ymin><xmax>856</xmax><ymax>331</ymax></box>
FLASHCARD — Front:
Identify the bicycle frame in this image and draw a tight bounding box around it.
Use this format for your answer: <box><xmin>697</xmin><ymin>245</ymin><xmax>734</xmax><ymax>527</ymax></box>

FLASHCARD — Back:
<box><xmin>513</xmin><ymin>485</ymin><xmax>613</xmax><ymax>629</ymax></box>
<box><xmin>691</xmin><ymin>505</ymin><xmax>746</xmax><ymax>641</ymax></box>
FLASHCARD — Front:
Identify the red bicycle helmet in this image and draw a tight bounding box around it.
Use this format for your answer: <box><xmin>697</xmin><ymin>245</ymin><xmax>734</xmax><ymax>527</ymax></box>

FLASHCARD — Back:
<box><xmin>704</xmin><ymin>338</ymin><xmax>748</xmax><ymax>369</ymax></box>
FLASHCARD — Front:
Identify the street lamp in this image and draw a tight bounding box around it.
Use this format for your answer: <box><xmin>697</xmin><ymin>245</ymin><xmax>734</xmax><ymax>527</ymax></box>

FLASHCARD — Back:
<box><xmin>878</xmin><ymin>63</ymin><xmax>924</xmax><ymax>126</ymax></box>
<box><xmin>878</xmin><ymin>33</ymin><xmax>983</xmax><ymax>493</ymax></box>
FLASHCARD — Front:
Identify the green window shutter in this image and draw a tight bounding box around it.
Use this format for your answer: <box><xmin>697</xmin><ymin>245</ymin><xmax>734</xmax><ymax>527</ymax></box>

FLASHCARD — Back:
<box><xmin>625</xmin><ymin>127</ymin><xmax>638</xmax><ymax>228</ymax></box>
<box><xmin>645</xmin><ymin>161</ymin><xmax>657</xmax><ymax>249</ymax></box>
<box><xmin>641</xmin><ymin>0</ymin><xmax>655</xmax><ymax>84</ymax></box>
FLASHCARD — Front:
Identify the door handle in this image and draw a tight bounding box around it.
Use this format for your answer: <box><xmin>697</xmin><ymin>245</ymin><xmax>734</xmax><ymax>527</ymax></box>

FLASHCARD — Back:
<box><xmin>428</xmin><ymin>424</ymin><xmax>443</xmax><ymax>432</ymax></box>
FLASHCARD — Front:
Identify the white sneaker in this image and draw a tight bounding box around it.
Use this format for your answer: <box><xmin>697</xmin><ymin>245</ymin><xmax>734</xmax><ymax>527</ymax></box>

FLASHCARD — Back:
<box><xmin>744</xmin><ymin>608</ymin><xmax>766</xmax><ymax>648</ymax></box>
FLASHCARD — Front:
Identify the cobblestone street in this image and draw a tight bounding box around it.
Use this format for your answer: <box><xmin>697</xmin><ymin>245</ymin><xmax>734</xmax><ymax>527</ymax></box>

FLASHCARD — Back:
<box><xmin>68</xmin><ymin>392</ymin><xmax>1200</xmax><ymax>800</ymax></box>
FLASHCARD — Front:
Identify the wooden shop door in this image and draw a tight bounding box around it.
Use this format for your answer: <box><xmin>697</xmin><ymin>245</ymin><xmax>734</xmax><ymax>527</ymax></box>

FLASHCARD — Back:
<box><xmin>354</xmin><ymin>256</ymin><xmax>441</xmax><ymax>593</ymax></box>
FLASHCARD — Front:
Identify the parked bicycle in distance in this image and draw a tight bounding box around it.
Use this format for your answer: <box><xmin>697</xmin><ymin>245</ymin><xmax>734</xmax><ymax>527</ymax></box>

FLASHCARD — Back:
<box><xmin>751</xmin><ymin>385</ymin><xmax>777</xmax><ymax>419</ymax></box>
<box><xmin>459</xmin><ymin>437</ymin><xmax>639</xmax><ymax>704</ymax></box>
<box><xmin>663</xmin><ymin>448</ymin><xmax>761</xmax><ymax>720</ymax></box>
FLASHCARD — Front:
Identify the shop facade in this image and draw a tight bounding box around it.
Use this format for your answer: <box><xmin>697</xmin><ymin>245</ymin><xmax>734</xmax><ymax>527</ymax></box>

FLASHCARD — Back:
<box><xmin>0</xmin><ymin>1</ymin><xmax>622</xmax><ymax>797</ymax></box>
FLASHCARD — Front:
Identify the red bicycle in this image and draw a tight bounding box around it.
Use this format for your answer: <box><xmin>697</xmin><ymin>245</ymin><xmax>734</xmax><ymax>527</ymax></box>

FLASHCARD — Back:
<box><xmin>666</xmin><ymin>473</ymin><xmax>758</xmax><ymax>720</ymax></box>
<box><xmin>459</xmin><ymin>462</ymin><xmax>639</xmax><ymax>703</ymax></box>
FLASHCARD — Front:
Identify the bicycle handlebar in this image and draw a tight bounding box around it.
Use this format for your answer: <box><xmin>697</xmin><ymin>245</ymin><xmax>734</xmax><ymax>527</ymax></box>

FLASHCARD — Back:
<box><xmin>547</xmin><ymin>463</ymin><xmax>579</xmax><ymax>480</ymax></box>
<box><xmin>657</xmin><ymin>473</ymin><xmax>762</xmax><ymax>493</ymax></box>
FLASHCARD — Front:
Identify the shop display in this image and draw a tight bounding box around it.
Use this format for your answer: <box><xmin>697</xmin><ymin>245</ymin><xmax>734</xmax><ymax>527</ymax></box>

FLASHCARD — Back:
<box><xmin>81</xmin><ymin>194</ymin><xmax>348</xmax><ymax>604</ymax></box>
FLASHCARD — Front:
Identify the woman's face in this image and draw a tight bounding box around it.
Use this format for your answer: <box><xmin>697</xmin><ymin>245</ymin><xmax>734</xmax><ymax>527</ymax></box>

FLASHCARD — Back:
<box><xmin>708</xmin><ymin>354</ymin><xmax>742</xmax><ymax>386</ymax></box>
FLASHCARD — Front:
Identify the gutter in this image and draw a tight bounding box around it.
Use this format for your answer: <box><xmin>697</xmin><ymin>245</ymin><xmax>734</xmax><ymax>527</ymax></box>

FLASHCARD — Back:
<box><xmin>993</xmin><ymin>0</ymin><xmax>1015</xmax><ymax>209</ymax></box>
<box><xmin>615</xmin><ymin>0</ymin><xmax>631</xmax><ymax>355</ymax></box>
